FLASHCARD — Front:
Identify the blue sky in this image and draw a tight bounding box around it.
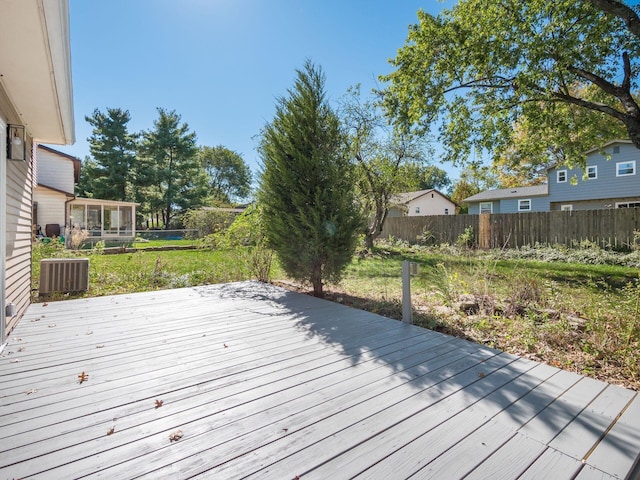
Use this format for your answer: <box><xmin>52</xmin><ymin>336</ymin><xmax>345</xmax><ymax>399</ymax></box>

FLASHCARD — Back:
<box><xmin>54</xmin><ymin>0</ymin><xmax>458</xmax><ymax>183</ymax></box>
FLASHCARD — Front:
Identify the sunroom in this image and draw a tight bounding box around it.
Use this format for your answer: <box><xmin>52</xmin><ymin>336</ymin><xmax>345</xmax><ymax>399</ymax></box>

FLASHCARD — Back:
<box><xmin>68</xmin><ymin>197</ymin><xmax>138</xmax><ymax>240</ymax></box>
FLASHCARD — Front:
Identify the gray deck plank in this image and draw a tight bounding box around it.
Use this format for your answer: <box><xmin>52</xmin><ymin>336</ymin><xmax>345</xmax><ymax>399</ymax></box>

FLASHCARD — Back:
<box><xmin>1</xmin><ymin>332</ymin><xmax>453</xmax><ymax>470</ymax></box>
<box><xmin>0</xmin><ymin>281</ymin><xmax>637</xmax><ymax>480</ymax></box>
<box><xmin>578</xmin><ymin>392</ymin><xmax>640</xmax><ymax>479</ymax></box>
<box><xmin>317</xmin><ymin>362</ymin><xmax>566</xmax><ymax>480</ymax></box>
<box><xmin>198</xmin><ymin>353</ymin><xmax>518</xmax><ymax>479</ymax></box>
<box><xmin>43</xmin><ymin>339</ymin><xmax>475</xmax><ymax>479</ymax></box>
<box><xmin>548</xmin><ymin>384</ymin><xmax>637</xmax><ymax>461</ymax></box>
<box><xmin>463</xmin><ymin>432</ymin><xmax>548</xmax><ymax>480</ymax></box>
<box><xmin>518</xmin><ymin>448</ymin><xmax>583</xmax><ymax>479</ymax></box>
<box><xmin>97</xmin><ymin>344</ymin><xmax>497</xmax><ymax>479</ymax></box>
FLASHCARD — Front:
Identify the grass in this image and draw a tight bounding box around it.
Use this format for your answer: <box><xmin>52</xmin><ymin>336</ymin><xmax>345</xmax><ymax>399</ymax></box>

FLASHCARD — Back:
<box><xmin>131</xmin><ymin>239</ymin><xmax>198</xmax><ymax>248</ymax></box>
<box><xmin>31</xmin><ymin>240</ymin><xmax>639</xmax><ymax>390</ymax></box>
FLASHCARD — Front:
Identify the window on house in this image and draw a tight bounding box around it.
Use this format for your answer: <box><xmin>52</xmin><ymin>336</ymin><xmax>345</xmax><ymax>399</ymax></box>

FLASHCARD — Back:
<box><xmin>617</xmin><ymin>161</ymin><xmax>636</xmax><ymax>176</ymax></box>
<box><xmin>616</xmin><ymin>202</ymin><xmax>640</xmax><ymax>208</ymax></box>
<box><xmin>479</xmin><ymin>202</ymin><xmax>492</xmax><ymax>214</ymax></box>
<box><xmin>586</xmin><ymin>166</ymin><xmax>597</xmax><ymax>179</ymax></box>
<box><xmin>518</xmin><ymin>199</ymin><xmax>531</xmax><ymax>212</ymax></box>
<box><xmin>613</xmin><ymin>146</ymin><xmax>620</xmax><ymax>154</ymax></box>
<box><xmin>444</xmin><ymin>208</ymin><xmax>449</xmax><ymax>215</ymax></box>
<box><xmin>415</xmin><ymin>206</ymin><xmax>420</xmax><ymax>214</ymax></box>
<box><xmin>557</xmin><ymin>170</ymin><xmax>567</xmax><ymax>183</ymax></box>
<box><xmin>561</xmin><ymin>204</ymin><xmax>573</xmax><ymax>211</ymax></box>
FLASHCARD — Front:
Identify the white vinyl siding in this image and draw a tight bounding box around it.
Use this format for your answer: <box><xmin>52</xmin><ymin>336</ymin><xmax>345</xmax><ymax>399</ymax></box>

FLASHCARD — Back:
<box><xmin>406</xmin><ymin>191</ymin><xmax>457</xmax><ymax>216</ymax></box>
<box><xmin>36</xmin><ymin>148</ymin><xmax>75</xmax><ymax>192</ymax></box>
<box><xmin>4</xmin><ymin>136</ymin><xmax>34</xmax><ymax>335</ymax></box>
<box><xmin>32</xmin><ymin>187</ymin><xmax>67</xmax><ymax>231</ymax></box>
<box><xmin>616</xmin><ymin>161</ymin><xmax>635</xmax><ymax>177</ymax></box>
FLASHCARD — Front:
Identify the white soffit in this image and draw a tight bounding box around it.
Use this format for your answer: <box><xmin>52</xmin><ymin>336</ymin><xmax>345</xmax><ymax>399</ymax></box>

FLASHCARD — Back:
<box><xmin>0</xmin><ymin>0</ymin><xmax>75</xmax><ymax>145</ymax></box>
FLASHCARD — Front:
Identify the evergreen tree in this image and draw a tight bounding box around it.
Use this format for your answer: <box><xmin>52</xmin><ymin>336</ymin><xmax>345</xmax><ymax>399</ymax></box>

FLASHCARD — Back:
<box><xmin>80</xmin><ymin>108</ymin><xmax>137</xmax><ymax>200</ymax></box>
<box><xmin>258</xmin><ymin>61</ymin><xmax>362</xmax><ymax>297</ymax></box>
<box><xmin>137</xmin><ymin>108</ymin><xmax>208</xmax><ymax>228</ymax></box>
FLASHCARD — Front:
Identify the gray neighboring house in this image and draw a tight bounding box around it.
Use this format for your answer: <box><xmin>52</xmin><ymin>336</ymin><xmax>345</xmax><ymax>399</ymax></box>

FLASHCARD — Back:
<box><xmin>463</xmin><ymin>184</ymin><xmax>549</xmax><ymax>214</ymax></box>
<box><xmin>464</xmin><ymin>140</ymin><xmax>640</xmax><ymax>214</ymax></box>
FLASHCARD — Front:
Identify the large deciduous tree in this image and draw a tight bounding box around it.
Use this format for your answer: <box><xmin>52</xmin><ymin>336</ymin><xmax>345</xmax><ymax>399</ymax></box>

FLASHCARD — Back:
<box><xmin>341</xmin><ymin>86</ymin><xmax>428</xmax><ymax>250</ymax></box>
<box><xmin>79</xmin><ymin>108</ymin><xmax>137</xmax><ymax>200</ymax></box>
<box><xmin>199</xmin><ymin>145</ymin><xmax>252</xmax><ymax>203</ymax></box>
<box><xmin>137</xmin><ymin>108</ymin><xmax>208</xmax><ymax>228</ymax></box>
<box><xmin>258</xmin><ymin>61</ymin><xmax>362</xmax><ymax>297</ymax></box>
<box><xmin>381</xmin><ymin>0</ymin><xmax>640</xmax><ymax>166</ymax></box>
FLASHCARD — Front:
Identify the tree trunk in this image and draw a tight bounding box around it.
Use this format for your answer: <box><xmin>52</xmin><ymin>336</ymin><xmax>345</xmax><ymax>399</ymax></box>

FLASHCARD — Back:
<box><xmin>364</xmin><ymin>232</ymin><xmax>375</xmax><ymax>251</ymax></box>
<box><xmin>311</xmin><ymin>263</ymin><xmax>323</xmax><ymax>297</ymax></box>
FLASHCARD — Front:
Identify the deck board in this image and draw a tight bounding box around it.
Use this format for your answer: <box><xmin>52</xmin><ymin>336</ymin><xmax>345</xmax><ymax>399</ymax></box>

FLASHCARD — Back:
<box><xmin>0</xmin><ymin>281</ymin><xmax>637</xmax><ymax>479</ymax></box>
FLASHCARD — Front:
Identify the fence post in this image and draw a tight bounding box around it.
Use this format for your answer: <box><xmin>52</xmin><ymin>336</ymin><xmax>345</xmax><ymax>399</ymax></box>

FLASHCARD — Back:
<box><xmin>402</xmin><ymin>260</ymin><xmax>412</xmax><ymax>324</ymax></box>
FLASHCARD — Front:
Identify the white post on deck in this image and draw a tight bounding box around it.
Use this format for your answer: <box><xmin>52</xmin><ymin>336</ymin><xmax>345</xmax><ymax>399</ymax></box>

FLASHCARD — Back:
<box><xmin>402</xmin><ymin>260</ymin><xmax>412</xmax><ymax>324</ymax></box>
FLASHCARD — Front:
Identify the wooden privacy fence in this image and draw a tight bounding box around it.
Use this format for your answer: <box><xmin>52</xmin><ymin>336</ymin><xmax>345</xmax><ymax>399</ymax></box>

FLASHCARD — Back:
<box><xmin>380</xmin><ymin>208</ymin><xmax>640</xmax><ymax>249</ymax></box>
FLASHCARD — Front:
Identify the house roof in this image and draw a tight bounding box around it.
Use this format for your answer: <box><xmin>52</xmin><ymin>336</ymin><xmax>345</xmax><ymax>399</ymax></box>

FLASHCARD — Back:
<box><xmin>391</xmin><ymin>189</ymin><xmax>456</xmax><ymax>206</ymax></box>
<box><xmin>70</xmin><ymin>197</ymin><xmax>139</xmax><ymax>207</ymax></box>
<box><xmin>37</xmin><ymin>183</ymin><xmax>74</xmax><ymax>197</ymax></box>
<box><xmin>0</xmin><ymin>0</ymin><xmax>74</xmax><ymax>144</ymax></box>
<box><xmin>583</xmin><ymin>139</ymin><xmax>633</xmax><ymax>156</ymax></box>
<box><xmin>463</xmin><ymin>184</ymin><xmax>548</xmax><ymax>203</ymax></box>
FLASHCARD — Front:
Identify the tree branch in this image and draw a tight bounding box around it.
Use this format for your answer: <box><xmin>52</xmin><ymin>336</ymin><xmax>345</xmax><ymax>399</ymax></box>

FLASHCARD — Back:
<box><xmin>586</xmin><ymin>0</ymin><xmax>640</xmax><ymax>38</ymax></box>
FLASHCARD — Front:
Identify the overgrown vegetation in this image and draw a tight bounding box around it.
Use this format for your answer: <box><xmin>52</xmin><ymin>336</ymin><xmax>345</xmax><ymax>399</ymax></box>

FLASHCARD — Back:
<box><xmin>32</xmin><ymin>236</ymin><xmax>639</xmax><ymax>390</ymax></box>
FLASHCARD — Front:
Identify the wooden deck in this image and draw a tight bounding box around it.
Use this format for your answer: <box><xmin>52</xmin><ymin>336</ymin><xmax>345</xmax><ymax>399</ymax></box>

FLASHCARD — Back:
<box><xmin>1</xmin><ymin>281</ymin><xmax>638</xmax><ymax>479</ymax></box>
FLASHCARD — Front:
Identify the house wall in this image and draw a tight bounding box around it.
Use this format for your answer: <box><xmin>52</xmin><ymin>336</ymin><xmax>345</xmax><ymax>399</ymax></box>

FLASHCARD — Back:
<box><xmin>37</xmin><ymin>147</ymin><xmax>74</xmax><ymax>193</ymax></box>
<box><xmin>3</xmin><ymin>127</ymin><xmax>34</xmax><ymax>336</ymax></box>
<box><xmin>468</xmin><ymin>201</ymin><xmax>500</xmax><ymax>215</ymax></box>
<box><xmin>548</xmin><ymin>142</ymin><xmax>640</xmax><ymax>204</ymax></box>
<box><xmin>407</xmin><ymin>193</ymin><xmax>456</xmax><ymax>216</ymax></box>
<box><xmin>497</xmin><ymin>196</ymin><xmax>550</xmax><ymax>214</ymax></box>
<box><xmin>33</xmin><ymin>187</ymin><xmax>67</xmax><ymax>233</ymax></box>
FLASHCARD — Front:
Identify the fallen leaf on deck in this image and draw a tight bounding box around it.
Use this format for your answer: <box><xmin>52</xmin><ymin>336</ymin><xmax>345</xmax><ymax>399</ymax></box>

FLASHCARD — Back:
<box><xmin>48</xmin><ymin>324</ymin><xmax>56</xmax><ymax>328</ymax></box>
<box><xmin>155</xmin><ymin>399</ymin><xmax>163</xmax><ymax>409</ymax></box>
<box><xmin>107</xmin><ymin>426</ymin><xmax>115</xmax><ymax>435</ymax></box>
<box><xmin>169</xmin><ymin>429</ymin><xmax>183</xmax><ymax>442</ymax></box>
<box><xmin>477</xmin><ymin>371</ymin><xmax>485</xmax><ymax>378</ymax></box>
<box><xmin>43</xmin><ymin>303</ymin><xmax>49</xmax><ymax>307</ymax></box>
<box><xmin>86</xmin><ymin>331</ymin><xmax>93</xmax><ymax>335</ymax></box>
<box><xmin>25</xmin><ymin>389</ymin><xmax>37</xmax><ymax>395</ymax></box>
<box><xmin>10</xmin><ymin>359</ymin><xmax>20</xmax><ymax>363</ymax></box>
<box><xmin>224</xmin><ymin>343</ymin><xmax>228</xmax><ymax>348</ymax></box>
<box><xmin>78</xmin><ymin>371</ymin><xmax>89</xmax><ymax>384</ymax></box>
<box><xmin>18</xmin><ymin>347</ymin><xmax>25</xmax><ymax>352</ymax></box>
<box><xmin>96</xmin><ymin>345</ymin><xmax>105</xmax><ymax>348</ymax></box>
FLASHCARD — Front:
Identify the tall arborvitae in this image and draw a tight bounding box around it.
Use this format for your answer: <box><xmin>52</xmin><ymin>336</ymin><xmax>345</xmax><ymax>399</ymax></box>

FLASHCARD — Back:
<box><xmin>258</xmin><ymin>60</ymin><xmax>362</xmax><ymax>297</ymax></box>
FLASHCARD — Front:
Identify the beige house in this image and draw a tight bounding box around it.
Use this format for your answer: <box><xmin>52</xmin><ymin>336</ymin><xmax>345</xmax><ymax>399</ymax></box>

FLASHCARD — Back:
<box><xmin>1</xmin><ymin>0</ymin><xmax>75</xmax><ymax>340</ymax></box>
<box><xmin>388</xmin><ymin>189</ymin><xmax>457</xmax><ymax>217</ymax></box>
<box><xmin>34</xmin><ymin>145</ymin><xmax>138</xmax><ymax>242</ymax></box>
